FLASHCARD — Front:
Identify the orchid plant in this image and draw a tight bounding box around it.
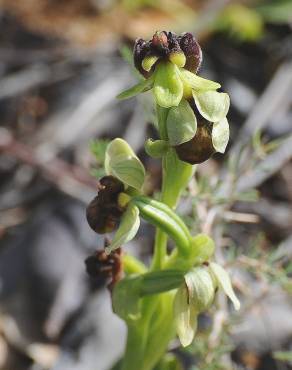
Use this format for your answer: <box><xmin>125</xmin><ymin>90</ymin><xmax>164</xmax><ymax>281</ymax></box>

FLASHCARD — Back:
<box><xmin>86</xmin><ymin>31</ymin><xmax>239</xmax><ymax>370</ymax></box>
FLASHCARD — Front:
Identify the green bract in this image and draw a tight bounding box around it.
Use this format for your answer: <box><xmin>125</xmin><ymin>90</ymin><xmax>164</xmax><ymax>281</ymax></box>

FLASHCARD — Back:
<box><xmin>193</xmin><ymin>90</ymin><xmax>230</xmax><ymax>123</ymax></box>
<box><xmin>112</xmin><ymin>275</ymin><xmax>142</xmax><ymax>321</ymax></box>
<box><xmin>105</xmin><ymin>203</ymin><xmax>140</xmax><ymax>254</ymax></box>
<box><xmin>212</xmin><ymin>117</ymin><xmax>230</xmax><ymax>153</ymax></box>
<box><xmin>105</xmin><ymin>138</ymin><xmax>145</xmax><ymax>190</ymax></box>
<box><xmin>166</xmin><ymin>99</ymin><xmax>197</xmax><ymax>146</ymax></box>
<box><xmin>153</xmin><ymin>62</ymin><xmax>183</xmax><ymax>108</ymax></box>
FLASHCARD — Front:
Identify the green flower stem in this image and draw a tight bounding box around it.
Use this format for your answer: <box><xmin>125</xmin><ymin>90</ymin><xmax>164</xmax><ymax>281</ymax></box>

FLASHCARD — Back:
<box><xmin>121</xmin><ymin>322</ymin><xmax>147</xmax><ymax>370</ymax></box>
<box><xmin>151</xmin><ymin>149</ymin><xmax>195</xmax><ymax>270</ymax></box>
<box><xmin>123</xmin><ymin>254</ymin><xmax>148</xmax><ymax>274</ymax></box>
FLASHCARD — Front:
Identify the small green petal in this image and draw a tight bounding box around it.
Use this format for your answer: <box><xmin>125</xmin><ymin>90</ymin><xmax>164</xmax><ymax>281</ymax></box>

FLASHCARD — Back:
<box><xmin>105</xmin><ymin>138</ymin><xmax>145</xmax><ymax>190</ymax></box>
<box><xmin>212</xmin><ymin>118</ymin><xmax>230</xmax><ymax>153</ymax></box>
<box><xmin>142</xmin><ymin>55</ymin><xmax>159</xmax><ymax>72</ymax></box>
<box><xmin>174</xmin><ymin>284</ymin><xmax>198</xmax><ymax>347</ymax></box>
<box><xmin>166</xmin><ymin>99</ymin><xmax>197</xmax><ymax>146</ymax></box>
<box><xmin>105</xmin><ymin>204</ymin><xmax>140</xmax><ymax>254</ymax></box>
<box><xmin>117</xmin><ymin>75</ymin><xmax>154</xmax><ymax>100</ymax></box>
<box><xmin>153</xmin><ymin>62</ymin><xmax>183</xmax><ymax>108</ymax></box>
<box><xmin>180</xmin><ymin>69</ymin><xmax>221</xmax><ymax>91</ymax></box>
<box><xmin>193</xmin><ymin>90</ymin><xmax>230</xmax><ymax>122</ymax></box>
<box><xmin>209</xmin><ymin>262</ymin><xmax>240</xmax><ymax>310</ymax></box>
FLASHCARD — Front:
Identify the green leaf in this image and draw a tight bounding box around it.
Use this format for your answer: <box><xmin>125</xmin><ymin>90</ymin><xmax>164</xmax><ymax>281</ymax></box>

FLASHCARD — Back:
<box><xmin>141</xmin><ymin>270</ymin><xmax>185</xmax><ymax>296</ymax></box>
<box><xmin>191</xmin><ymin>234</ymin><xmax>215</xmax><ymax>265</ymax></box>
<box><xmin>185</xmin><ymin>267</ymin><xmax>215</xmax><ymax>312</ymax></box>
<box><xmin>133</xmin><ymin>196</ymin><xmax>191</xmax><ymax>255</ymax></box>
<box><xmin>166</xmin><ymin>99</ymin><xmax>197</xmax><ymax>146</ymax></box>
<box><xmin>145</xmin><ymin>139</ymin><xmax>169</xmax><ymax>158</ymax></box>
<box><xmin>112</xmin><ymin>275</ymin><xmax>142</xmax><ymax>321</ymax></box>
<box><xmin>212</xmin><ymin>117</ymin><xmax>230</xmax><ymax>153</ymax></box>
<box><xmin>174</xmin><ymin>284</ymin><xmax>198</xmax><ymax>347</ymax></box>
<box><xmin>153</xmin><ymin>62</ymin><xmax>183</xmax><ymax>108</ymax></box>
<box><xmin>105</xmin><ymin>204</ymin><xmax>140</xmax><ymax>254</ymax></box>
<box><xmin>193</xmin><ymin>90</ymin><xmax>230</xmax><ymax>122</ymax></box>
<box><xmin>180</xmin><ymin>69</ymin><xmax>221</xmax><ymax>91</ymax></box>
<box><xmin>117</xmin><ymin>75</ymin><xmax>154</xmax><ymax>100</ymax></box>
<box><xmin>209</xmin><ymin>262</ymin><xmax>240</xmax><ymax>310</ymax></box>
<box><xmin>105</xmin><ymin>138</ymin><xmax>145</xmax><ymax>190</ymax></box>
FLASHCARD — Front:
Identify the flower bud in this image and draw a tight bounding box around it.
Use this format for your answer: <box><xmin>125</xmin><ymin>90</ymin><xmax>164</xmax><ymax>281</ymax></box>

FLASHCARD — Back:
<box><xmin>175</xmin><ymin>124</ymin><xmax>215</xmax><ymax>164</ymax></box>
<box><xmin>86</xmin><ymin>176</ymin><xmax>125</xmax><ymax>234</ymax></box>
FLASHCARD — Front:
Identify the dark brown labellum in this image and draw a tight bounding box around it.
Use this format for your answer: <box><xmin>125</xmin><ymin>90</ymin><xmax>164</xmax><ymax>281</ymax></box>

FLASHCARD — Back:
<box><xmin>133</xmin><ymin>31</ymin><xmax>202</xmax><ymax>77</ymax></box>
<box><xmin>175</xmin><ymin>124</ymin><xmax>215</xmax><ymax>164</ymax></box>
<box><xmin>86</xmin><ymin>176</ymin><xmax>125</xmax><ymax>234</ymax></box>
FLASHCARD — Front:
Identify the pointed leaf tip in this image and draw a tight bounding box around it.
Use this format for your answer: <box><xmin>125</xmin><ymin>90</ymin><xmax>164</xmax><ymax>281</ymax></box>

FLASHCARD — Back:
<box><xmin>117</xmin><ymin>75</ymin><xmax>154</xmax><ymax>100</ymax></box>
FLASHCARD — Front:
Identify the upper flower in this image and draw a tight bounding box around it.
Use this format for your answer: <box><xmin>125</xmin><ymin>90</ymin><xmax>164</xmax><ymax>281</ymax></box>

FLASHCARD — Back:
<box><xmin>133</xmin><ymin>31</ymin><xmax>202</xmax><ymax>78</ymax></box>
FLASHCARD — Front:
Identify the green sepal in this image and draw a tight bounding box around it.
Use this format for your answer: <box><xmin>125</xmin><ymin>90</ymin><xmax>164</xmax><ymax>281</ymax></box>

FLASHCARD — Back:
<box><xmin>105</xmin><ymin>138</ymin><xmax>145</xmax><ymax>190</ymax></box>
<box><xmin>105</xmin><ymin>203</ymin><xmax>140</xmax><ymax>254</ymax></box>
<box><xmin>185</xmin><ymin>267</ymin><xmax>215</xmax><ymax>312</ymax></box>
<box><xmin>209</xmin><ymin>262</ymin><xmax>240</xmax><ymax>310</ymax></box>
<box><xmin>117</xmin><ymin>75</ymin><xmax>154</xmax><ymax>100</ymax></box>
<box><xmin>174</xmin><ymin>283</ymin><xmax>198</xmax><ymax>347</ymax></box>
<box><xmin>212</xmin><ymin>117</ymin><xmax>230</xmax><ymax>153</ymax></box>
<box><xmin>166</xmin><ymin>99</ymin><xmax>197</xmax><ymax>146</ymax></box>
<box><xmin>180</xmin><ymin>69</ymin><xmax>221</xmax><ymax>91</ymax></box>
<box><xmin>193</xmin><ymin>90</ymin><xmax>230</xmax><ymax>122</ymax></box>
<box><xmin>145</xmin><ymin>139</ymin><xmax>169</xmax><ymax>158</ymax></box>
<box><xmin>153</xmin><ymin>62</ymin><xmax>183</xmax><ymax>108</ymax></box>
<box><xmin>112</xmin><ymin>275</ymin><xmax>142</xmax><ymax>321</ymax></box>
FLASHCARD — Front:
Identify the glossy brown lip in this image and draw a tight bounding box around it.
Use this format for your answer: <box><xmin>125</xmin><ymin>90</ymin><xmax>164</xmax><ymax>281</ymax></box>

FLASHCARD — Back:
<box><xmin>133</xmin><ymin>31</ymin><xmax>202</xmax><ymax>78</ymax></box>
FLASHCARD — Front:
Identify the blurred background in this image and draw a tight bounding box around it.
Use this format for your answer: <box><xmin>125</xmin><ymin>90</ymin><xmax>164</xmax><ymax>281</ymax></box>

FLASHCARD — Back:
<box><xmin>0</xmin><ymin>0</ymin><xmax>291</xmax><ymax>369</ymax></box>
